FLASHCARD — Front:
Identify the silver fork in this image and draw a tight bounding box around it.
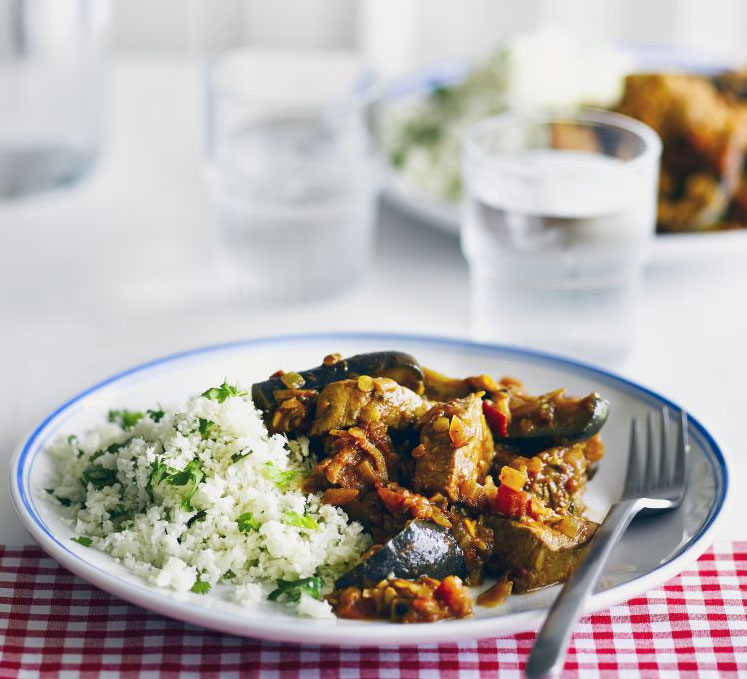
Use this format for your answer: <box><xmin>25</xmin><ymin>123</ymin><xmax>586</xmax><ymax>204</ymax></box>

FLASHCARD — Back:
<box><xmin>525</xmin><ymin>408</ymin><xmax>689</xmax><ymax>679</ymax></box>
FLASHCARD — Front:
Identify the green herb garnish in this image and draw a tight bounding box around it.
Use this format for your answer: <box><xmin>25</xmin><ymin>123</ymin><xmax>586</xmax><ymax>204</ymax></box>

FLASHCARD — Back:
<box><xmin>237</xmin><ymin>512</ymin><xmax>260</xmax><ymax>533</ymax></box>
<box><xmin>201</xmin><ymin>381</ymin><xmax>246</xmax><ymax>403</ymax></box>
<box><xmin>264</xmin><ymin>462</ymin><xmax>298</xmax><ymax>490</ymax></box>
<box><xmin>231</xmin><ymin>450</ymin><xmax>251</xmax><ymax>463</ymax></box>
<box><xmin>107</xmin><ymin>409</ymin><xmax>144</xmax><ymax>430</ymax></box>
<box><xmin>284</xmin><ymin>512</ymin><xmax>319</xmax><ymax>530</ymax></box>
<box><xmin>72</xmin><ymin>536</ymin><xmax>92</xmax><ymax>547</ymax></box>
<box><xmin>146</xmin><ymin>457</ymin><xmax>175</xmax><ymax>501</ymax></box>
<box><xmin>107</xmin><ymin>504</ymin><xmax>134</xmax><ymax>529</ymax></box>
<box><xmin>198</xmin><ymin>418</ymin><xmax>215</xmax><ymax>439</ymax></box>
<box><xmin>167</xmin><ymin>458</ymin><xmax>204</xmax><ymax>511</ymax></box>
<box><xmin>81</xmin><ymin>465</ymin><xmax>119</xmax><ymax>489</ymax></box>
<box><xmin>147</xmin><ymin>409</ymin><xmax>165</xmax><ymax>423</ymax></box>
<box><xmin>186</xmin><ymin>510</ymin><xmax>207</xmax><ymax>528</ymax></box>
<box><xmin>268</xmin><ymin>576</ymin><xmax>322</xmax><ymax>603</ymax></box>
<box><xmin>191</xmin><ymin>572</ymin><xmax>211</xmax><ymax>595</ymax></box>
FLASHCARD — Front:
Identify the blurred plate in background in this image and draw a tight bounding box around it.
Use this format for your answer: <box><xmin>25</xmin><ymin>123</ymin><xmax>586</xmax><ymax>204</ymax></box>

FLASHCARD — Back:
<box><xmin>381</xmin><ymin>44</ymin><xmax>747</xmax><ymax>264</ymax></box>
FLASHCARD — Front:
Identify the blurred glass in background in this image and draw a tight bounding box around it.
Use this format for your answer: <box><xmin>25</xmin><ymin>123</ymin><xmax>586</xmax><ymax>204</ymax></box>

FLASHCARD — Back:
<box><xmin>205</xmin><ymin>48</ymin><xmax>379</xmax><ymax>302</ymax></box>
<box><xmin>0</xmin><ymin>0</ymin><xmax>109</xmax><ymax>199</ymax></box>
<box><xmin>462</xmin><ymin>110</ymin><xmax>661</xmax><ymax>366</ymax></box>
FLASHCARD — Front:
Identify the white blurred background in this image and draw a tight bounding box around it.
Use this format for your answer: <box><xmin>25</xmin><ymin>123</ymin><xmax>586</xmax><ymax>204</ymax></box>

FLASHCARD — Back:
<box><xmin>111</xmin><ymin>0</ymin><xmax>747</xmax><ymax>69</ymax></box>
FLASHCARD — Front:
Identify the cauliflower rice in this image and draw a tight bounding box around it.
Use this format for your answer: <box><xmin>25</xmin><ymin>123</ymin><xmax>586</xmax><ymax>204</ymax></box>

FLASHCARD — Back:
<box><xmin>45</xmin><ymin>381</ymin><xmax>371</xmax><ymax>618</ymax></box>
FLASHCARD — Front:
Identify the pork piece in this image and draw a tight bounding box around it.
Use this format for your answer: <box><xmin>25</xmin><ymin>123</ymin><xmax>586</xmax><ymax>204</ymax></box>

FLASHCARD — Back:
<box><xmin>310</xmin><ymin>377</ymin><xmax>430</xmax><ymax>437</ymax></box>
<box><xmin>304</xmin><ymin>422</ymin><xmax>397</xmax><ymax>491</ymax></box>
<box><xmin>484</xmin><ymin>514</ymin><xmax>598</xmax><ymax>591</ymax></box>
<box><xmin>412</xmin><ymin>393</ymin><xmax>494</xmax><ymax>502</ymax></box>
<box><xmin>492</xmin><ymin>436</ymin><xmax>604</xmax><ymax>515</ymax></box>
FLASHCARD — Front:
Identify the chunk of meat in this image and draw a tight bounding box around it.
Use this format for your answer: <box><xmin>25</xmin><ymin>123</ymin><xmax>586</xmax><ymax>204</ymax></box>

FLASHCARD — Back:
<box><xmin>310</xmin><ymin>377</ymin><xmax>430</xmax><ymax>437</ymax></box>
<box><xmin>303</xmin><ymin>422</ymin><xmax>397</xmax><ymax>492</ymax></box>
<box><xmin>484</xmin><ymin>514</ymin><xmax>598</xmax><ymax>591</ymax></box>
<box><xmin>412</xmin><ymin>393</ymin><xmax>494</xmax><ymax>502</ymax></box>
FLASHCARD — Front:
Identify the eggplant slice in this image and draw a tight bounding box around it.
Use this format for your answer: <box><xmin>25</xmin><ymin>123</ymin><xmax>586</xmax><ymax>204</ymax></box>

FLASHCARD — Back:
<box><xmin>335</xmin><ymin>520</ymin><xmax>467</xmax><ymax>589</ymax></box>
<box><xmin>252</xmin><ymin>351</ymin><xmax>425</xmax><ymax>412</ymax></box>
<box><xmin>503</xmin><ymin>392</ymin><xmax>610</xmax><ymax>447</ymax></box>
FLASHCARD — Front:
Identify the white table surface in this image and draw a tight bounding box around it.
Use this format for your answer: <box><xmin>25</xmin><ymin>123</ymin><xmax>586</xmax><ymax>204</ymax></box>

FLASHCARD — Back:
<box><xmin>0</xmin><ymin>58</ymin><xmax>744</xmax><ymax>546</ymax></box>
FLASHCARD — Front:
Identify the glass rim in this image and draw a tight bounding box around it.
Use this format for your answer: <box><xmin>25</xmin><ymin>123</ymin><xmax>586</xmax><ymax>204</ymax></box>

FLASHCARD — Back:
<box><xmin>205</xmin><ymin>46</ymin><xmax>380</xmax><ymax>114</ymax></box>
<box><xmin>463</xmin><ymin>108</ymin><xmax>662</xmax><ymax>173</ymax></box>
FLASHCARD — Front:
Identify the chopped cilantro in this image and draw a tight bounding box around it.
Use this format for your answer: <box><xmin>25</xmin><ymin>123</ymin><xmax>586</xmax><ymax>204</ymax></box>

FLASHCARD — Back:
<box><xmin>284</xmin><ymin>512</ymin><xmax>319</xmax><ymax>530</ymax></box>
<box><xmin>107</xmin><ymin>409</ymin><xmax>144</xmax><ymax>430</ymax></box>
<box><xmin>236</xmin><ymin>512</ymin><xmax>260</xmax><ymax>533</ymax></box>
<box><xmin>107</xmin><ymin>504</ymin><xmax>133</xmax><ymax>528</ymax></box>
<box><xmin>222</xmin><ymin>570</ymin><xmax>236</xmax><ymax>580</ymax></box>
<box><xmin>147</xmin><ymin>409</ymin><xmax>165</xmax><ymax>423</ymax></box>
<box><xmin>264</xmin><ymin>462</ymin><xmax>298</xmax><ymax>490</ymax></box>
<box><xmin>71</xmin><ymin>536</ymin><xmax>92</xmax><ymax>547</ymax></box>
<box><xmin>268</xmin><ymin>576</ymin><xmax>322</xmax><ymax>603</ymax></box>
<box><xmin>186</xmin><ymin>510</ymin><xmax>207</xmax><ymax>528</ymax></box>
<box><xmin>231</xmin><ymin>450</ymin><xmax>251</xmax><ymax>463</ymax></box>
<box><xmin>66</xmin><ymin>434</ymin><xmax>78</xmax><ymax>446</ymax></box>
<box><xmin>81</xmin><ymin>465</ymin><xmax>119</xmax><ymax>489</ymax></box>
<box><xmin>191</xmin><ymin>572</ymin><xmax>211</xmax><ymax>594</ymax></box>
<box><xmin>201</xmin><ymin>381</ymin><xmax>246</xmax><ymax>403</ymax></box>
<box><xmin>146</xmin><ymin>457</ymin><xmax>175</xmax><ymax>501</ymax></box>
<box><xmin>198</xmin><ymin>418</ymin><xmax>215</xmax><ymax>439</ymax></box>
<box><xmin>167</xmin><ymin>458</ymin><xmax>204</xmax><ymax>511</ymax></box>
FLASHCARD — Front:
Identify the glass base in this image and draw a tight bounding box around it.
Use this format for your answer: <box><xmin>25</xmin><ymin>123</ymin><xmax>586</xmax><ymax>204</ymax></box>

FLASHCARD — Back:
<box><xmin>0</xmin><ymin>147</ymin><xmax>97</xmax><ymax>200</ymax></box>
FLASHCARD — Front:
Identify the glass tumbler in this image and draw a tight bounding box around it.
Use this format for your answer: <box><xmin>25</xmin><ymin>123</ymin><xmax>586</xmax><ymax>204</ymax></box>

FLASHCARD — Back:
<box><xmin>0</xmin><ymin>0</ymin><xmax>109</xmax><ymax>199</ymax></box>
<box><xmin>205</xmin><ymin>48</ymin><xmax>380</xmax><ymax>302</ymax></box>
<box><xmin>461</xmin><ymin>110</ymin><xmax>661</xmax><ymax>366</ymax></box>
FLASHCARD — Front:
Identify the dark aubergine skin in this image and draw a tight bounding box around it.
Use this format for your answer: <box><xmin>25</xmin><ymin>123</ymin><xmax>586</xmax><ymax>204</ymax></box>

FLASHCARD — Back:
<box><xmin>252</xmin><ymin>351</ymin><xmax>425</xmax><ymax>412</ymax></box>
<box><xmin>335</xmin><ymin>520</ymin><xmax>467</xmax><ymax>589</ymax></box>
<box><xmin>504</xmin><ymin>393</ymin><xmax>610</xmax><ymax>447</ymax></box>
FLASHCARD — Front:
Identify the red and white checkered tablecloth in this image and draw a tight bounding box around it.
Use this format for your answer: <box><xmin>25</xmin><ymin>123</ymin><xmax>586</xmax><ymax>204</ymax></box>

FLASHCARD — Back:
<box><xmin>0</xmin><ymin>543</ymin><xmax>744</xmax><ymax>679</ymax></box>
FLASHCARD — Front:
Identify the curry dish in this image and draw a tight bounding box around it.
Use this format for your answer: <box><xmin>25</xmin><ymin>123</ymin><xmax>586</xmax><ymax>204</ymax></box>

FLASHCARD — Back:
<box><xmin>252</xmin><ymin>351</ymin><xmax>609</xmax><ymax>623</ymax></box>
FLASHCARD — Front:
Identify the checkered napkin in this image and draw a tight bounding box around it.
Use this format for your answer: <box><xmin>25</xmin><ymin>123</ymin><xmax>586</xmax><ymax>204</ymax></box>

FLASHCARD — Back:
<box><xmin>0</xmin><ymin>543</ymin><xmax>744</xmax><ymax>679</ymax></box>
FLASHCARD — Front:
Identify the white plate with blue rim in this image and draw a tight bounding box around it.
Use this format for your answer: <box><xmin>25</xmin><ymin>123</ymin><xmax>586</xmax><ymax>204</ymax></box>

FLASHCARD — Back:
<box><xmin>381</xmin><ymin>46</ymin><xmax>747</xmax><ymax>265</ymax></box>
<box><xmin>10</xmin><ymin>332</ymin><xmax>729</xmax><ymax>646</ymax></box>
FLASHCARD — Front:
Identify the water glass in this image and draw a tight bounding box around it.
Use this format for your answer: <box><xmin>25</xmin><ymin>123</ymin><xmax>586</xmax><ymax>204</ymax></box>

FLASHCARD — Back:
<box><xmin>0</xmin><ymin>0</ymin><xmax>109</xmax><ymax>199</ymax></box>
<box><xmin>205</xmin><ymin>48</ymin><xmax>380</xmax><ymax>302</ymax></box>
<box><xmin>461</xmin><ymin>110</ymin><xmax>661</xmax><ymax>366</ymax></box>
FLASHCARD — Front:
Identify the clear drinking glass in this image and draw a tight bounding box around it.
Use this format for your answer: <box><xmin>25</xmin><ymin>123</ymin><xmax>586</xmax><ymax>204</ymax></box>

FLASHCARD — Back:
<box><xmin>205</xmin><ymin>48</ymin><xmax>380</xmax><ymax>302</ymax></box>
<box><xmin>0</xmin><ymin>0</ymin><xmax>109</xmax><ymax>199</ymax></box>
<box><xmin>461</xmin><ymin>110</ymin><xmax>661</xmax><ymax>366</ymax></box>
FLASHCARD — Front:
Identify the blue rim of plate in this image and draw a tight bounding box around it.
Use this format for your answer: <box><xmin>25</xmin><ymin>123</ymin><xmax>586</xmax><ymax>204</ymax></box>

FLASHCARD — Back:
<box><xmin>11</xmin><ymin>331</ymin><xmax>729</xmax><ymax>632</ymax></box>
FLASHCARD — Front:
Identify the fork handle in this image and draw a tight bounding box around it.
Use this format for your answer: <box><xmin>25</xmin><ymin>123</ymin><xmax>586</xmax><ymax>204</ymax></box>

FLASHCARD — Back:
<box><xmin>524</xmin><ymin>499</ymin><xmax>642</xmax><ymax>679</ymax></box>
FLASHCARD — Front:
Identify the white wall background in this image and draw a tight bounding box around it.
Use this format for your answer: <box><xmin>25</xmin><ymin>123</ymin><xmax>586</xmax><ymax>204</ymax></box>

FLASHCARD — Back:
<box><xmin>111</xmin><ymin>0</ymin><xmax>747</xmax><ymax>73</ymax></box>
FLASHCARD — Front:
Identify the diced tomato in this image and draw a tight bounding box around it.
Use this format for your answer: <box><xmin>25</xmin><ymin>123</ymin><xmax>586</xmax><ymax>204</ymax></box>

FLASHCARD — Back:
<box><xmin>492</xmin><ymin>484</ymin><xmax>529</xmax><ymax>518</ymax></box>
<box><xmin>434</xmin><ymin>576</ymin><xmax>472</xmax><ymax>617</ymax></box>
<box><xmin>483</xmin><ymin>399</ymin><xmax>510</xmax><ymax>437</ymax></box>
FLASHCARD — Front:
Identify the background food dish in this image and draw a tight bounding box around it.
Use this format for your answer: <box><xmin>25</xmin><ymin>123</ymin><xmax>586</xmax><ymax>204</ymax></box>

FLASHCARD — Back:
<box><xmin>11</xmin><ymin>333</ymin><xmax>729</xmax><ymax>645</ymax></box>
<box><xmin>380</xmin><ymin>43</ymin><xmax>747</xmax><ymax>262</ymax></box>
